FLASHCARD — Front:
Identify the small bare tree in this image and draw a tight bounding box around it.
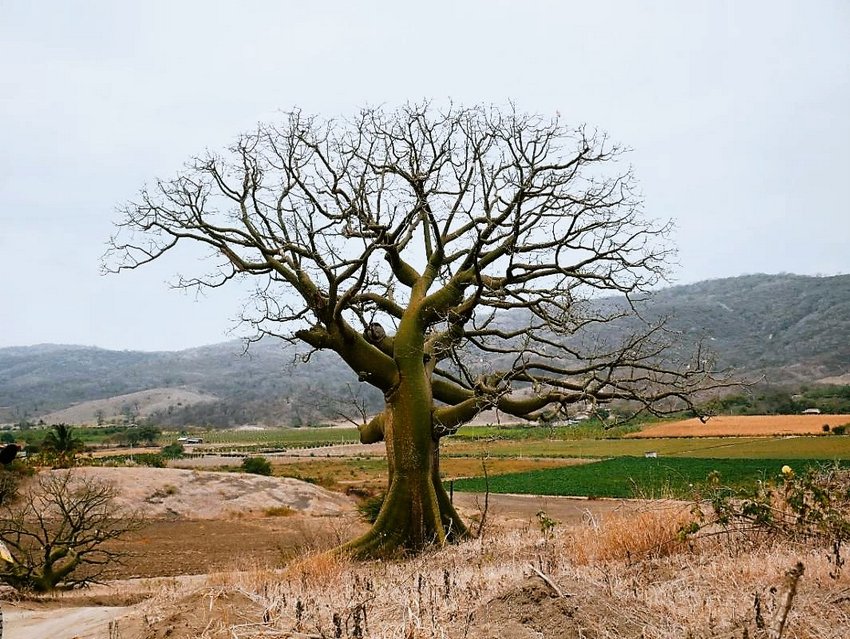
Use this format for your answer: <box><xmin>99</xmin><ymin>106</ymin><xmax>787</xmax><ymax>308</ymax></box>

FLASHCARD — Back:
<box><xmin>107</xmin><ymin>103</ymin><xmax>731</xmax><ymax>556</ymax></box>
<box><xmin>0</xmin><ymin>471</ymin><xmax>141</xmax><ymax>592</ymax></box>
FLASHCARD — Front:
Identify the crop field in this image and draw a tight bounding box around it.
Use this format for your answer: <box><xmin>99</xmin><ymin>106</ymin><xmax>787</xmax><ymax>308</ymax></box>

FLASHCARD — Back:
<box><xmin>451</xmin><ymin>456</ymin><xmax>850</xmax><ymax>499</ymax></box>
<box><xmin>443</xmin><ymin>434</ymin><xmax>850</xmax><ymax>459</ymax></box>
<box><xmin>452</xmin><ymin>421</ymin><xmax>640</xmax><ymax>440</ymax></box>
<box><xmin>267</xmin><ymin>456</ymin><xmax>587</xmax><ymax>493</ymax></box>
<box><xmin>185</xmin><ymin>426</ymin><xmax>360</xmax><ymax>446</ymax></box>
<box><xmin>630</xmin><ymin>414</ymin><xmax>850</xmax><ymax>438</ymax></box>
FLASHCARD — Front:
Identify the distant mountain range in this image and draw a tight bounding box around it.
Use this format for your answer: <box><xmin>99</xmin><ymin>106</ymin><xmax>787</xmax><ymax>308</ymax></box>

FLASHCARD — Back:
<box><xmin>2</xmin><ymin>273</ymin><xmax>848</xmax><ymax>427</ymax></box>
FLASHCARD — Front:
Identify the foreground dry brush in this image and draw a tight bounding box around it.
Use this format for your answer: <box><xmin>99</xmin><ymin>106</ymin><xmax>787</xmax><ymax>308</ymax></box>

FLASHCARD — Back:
<box><xmin>125</xmin><ymin>502</ymin><xmax>849</xmax><ymax>639</ymax></box>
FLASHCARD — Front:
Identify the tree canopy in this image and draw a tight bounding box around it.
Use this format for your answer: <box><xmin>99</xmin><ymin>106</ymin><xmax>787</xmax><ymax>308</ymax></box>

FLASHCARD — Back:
<box><xmin>107</xmin><ymin>103</ymin><xmax>728</xmax><ymax>555</ymax></box>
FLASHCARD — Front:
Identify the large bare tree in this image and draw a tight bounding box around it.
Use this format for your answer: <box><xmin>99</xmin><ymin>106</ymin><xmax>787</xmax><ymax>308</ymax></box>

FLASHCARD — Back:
<box><xmin>107</xmin><ymin>104</ymin><xmax>723</xmax><ymax>556</ymax></box>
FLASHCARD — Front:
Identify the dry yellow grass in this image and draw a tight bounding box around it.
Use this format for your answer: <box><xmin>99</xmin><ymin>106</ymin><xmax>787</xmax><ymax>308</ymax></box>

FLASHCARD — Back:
<box><xmin>15</xmin><ymin>497</ymin><xmax>849</xmax><ymax>638</ymax></box>
<box><xmin>121</xmin><ymin>506</ymin><xmax>850</xmax><ymax>639</ymax></box>
<box><xmin>631</xmin><ymin>414</ymin><xmax>850</xmax><ymax>437</ymax></box>
<box><xmin>564</xmin><ymin>503</ymin><xmax>694</xmax><ymax>564</ymax></box>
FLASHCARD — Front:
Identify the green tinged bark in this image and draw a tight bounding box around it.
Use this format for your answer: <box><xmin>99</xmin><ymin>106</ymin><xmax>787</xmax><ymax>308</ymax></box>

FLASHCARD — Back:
<box><xmin>344</xmin><ymin>302</ymin><xmax>469</xmax><ymax>557</ymax></box>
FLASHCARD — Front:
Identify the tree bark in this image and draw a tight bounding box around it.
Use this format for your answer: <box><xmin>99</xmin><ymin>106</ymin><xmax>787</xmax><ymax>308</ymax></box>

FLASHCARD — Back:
<box><xmin>344</xmin><ymin>300</ymin><xmax>469</xmax><ymax>557</ymax></box>
<box><xmin>344</xmin><ymin>403</ymin><xmax>469</xmax><ymax>557</ymax></box>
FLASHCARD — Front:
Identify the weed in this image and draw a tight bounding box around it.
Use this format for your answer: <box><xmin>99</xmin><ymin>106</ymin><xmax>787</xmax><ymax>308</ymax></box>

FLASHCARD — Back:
<box><xmin>687</xmin><ymin>462</ymin><xmax>850</xmax><ymax>578</ymax></box>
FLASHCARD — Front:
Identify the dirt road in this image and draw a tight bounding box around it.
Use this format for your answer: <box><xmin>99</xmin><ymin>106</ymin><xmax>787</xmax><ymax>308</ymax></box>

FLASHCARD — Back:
<box><xmin>3</xmin><ymin>604</ymin><xmax>132</xmax><ymax>639</ymax></box>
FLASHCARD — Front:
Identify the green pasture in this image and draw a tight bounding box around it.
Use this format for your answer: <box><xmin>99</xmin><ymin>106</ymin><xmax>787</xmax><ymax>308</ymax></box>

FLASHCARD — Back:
<box><xmin>444</xmin><ymin>435</ymin><xmax>850</xmax><ymax>459</ymax></box>
<box><xmin>194</xmin><ymin>427</ymin><xmax>359</xmax><ymax>446</ymax></box>
<box><xmin>452</xmin><ymin>421</ymin><xmax>641</xmax><ymax>441</ymax></box>
<box><xmin>451</xmin><ymin>456</ymin><xmax>850</xmax><ymax>499</ymax></box>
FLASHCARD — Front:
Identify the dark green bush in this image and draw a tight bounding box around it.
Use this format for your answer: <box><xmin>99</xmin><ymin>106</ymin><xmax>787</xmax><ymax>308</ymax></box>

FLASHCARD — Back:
<box><xmin>241</xmin><ymin>456</ymin><xmax>272</xmax><ymax>476</ymax></box>
<box><xmin>160</xmin><ymin>443</ymin><xmax>185</xmax><ymax>459</ymax></box>
<box><xmin>833</xmin><ymin>424</ymin><xmax>847</xmax><ymax>435</ymax></box>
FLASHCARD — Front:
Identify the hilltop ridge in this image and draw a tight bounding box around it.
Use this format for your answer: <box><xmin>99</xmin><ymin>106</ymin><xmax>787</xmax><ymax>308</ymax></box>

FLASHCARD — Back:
<box><xmin>2</xmin><ymin>273</ymin><xmax>848</xmax><ymax>426</ymax></box>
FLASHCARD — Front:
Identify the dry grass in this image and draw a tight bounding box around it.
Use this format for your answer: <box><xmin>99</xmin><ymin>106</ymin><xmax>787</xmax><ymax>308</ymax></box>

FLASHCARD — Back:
<box><xmin>564</xmin><ymin>502</ymin><xmax>694</xmax><ymax>564</ymax></box>
<box><xmin>631</xmin><ymin>414</ymin><xmax>850</xmax><ymax>438</ymax></box>
<box><xmin>124</xmin><ymin>505</ymin><xmax>850</xmax><ymax>639</ymax></box>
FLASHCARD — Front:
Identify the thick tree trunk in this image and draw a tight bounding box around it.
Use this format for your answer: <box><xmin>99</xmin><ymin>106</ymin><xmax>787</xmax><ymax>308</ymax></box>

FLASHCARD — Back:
<box><xmin>344</xmin><ymin>399</ymin><xmax>469</xmax><ymax>558</ymax></box>
<box><xmin>344</xmin><ymin>293</ymin><xmax>470</xmax><ymax>557</ymax></box>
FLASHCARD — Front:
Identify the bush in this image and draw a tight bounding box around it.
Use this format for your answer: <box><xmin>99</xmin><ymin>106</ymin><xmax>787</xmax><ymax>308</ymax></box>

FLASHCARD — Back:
<box><xmin>687</xmin><ymin>463</ymin><xmax>850</xmax><ymax>578</ymax></box>
<box><xmin>132</xmin><ymin>453</ymin><xmax>166</xmax><ymax>468</ymax></box>
<box><xmin>0</xmin><ymin>471</ymin><xmax>142</xmax><ymax>591</ymax></box>
<box><xmin>241</xmin><ymin>456</ymin><xmax>272</xmax><ymax>476</ymax></box>
<box><xmin>832</xmin><ymin>424</ymin><xmax>847</xmax><ymax>435</ymax></box>
<box><xmin>0</xmin><ymin>460</ymin><xmax>32</xmax><ymax>507</ymax></box>
<box><xmin>160</xmin><ymin>443</ymin><xmax>185</xmax><ymax>459</ymax></box>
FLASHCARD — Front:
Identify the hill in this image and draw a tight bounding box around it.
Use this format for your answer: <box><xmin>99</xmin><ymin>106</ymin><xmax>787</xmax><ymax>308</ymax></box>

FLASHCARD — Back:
<box><xmin>633</xmin><ymin>273</ymin><xmax>850</xmax><ymax>381</ymax></box>
<box><xmin>0</xmin><ymin>341</ymin><xmax>383</xmax><ymax>426</ymax></box>
<box><xmin>1</xmin><ymin>273</ymin><xmax>848</xmax><ymax>427</ymax></box>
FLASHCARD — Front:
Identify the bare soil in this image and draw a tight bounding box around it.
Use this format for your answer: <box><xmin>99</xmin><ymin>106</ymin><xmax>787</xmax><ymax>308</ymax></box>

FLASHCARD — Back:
<box><xmin>631</xmin><ymin>413</ymin><xmax>850</xmax><ymax>437</ymax></box>
<box><xmin>38</xmin><ymin>387</ymin><xmax>217</xmax><ymax>425</ymax></box>
<box><xmin>64</xmin><ymin>466</ymin><xmax>355</xmax><ymax>519</ymax></box>
<box><xmin>104</xmin><ymin>515</ymin><xmax>365</xmax><ymax>579</ymax></box>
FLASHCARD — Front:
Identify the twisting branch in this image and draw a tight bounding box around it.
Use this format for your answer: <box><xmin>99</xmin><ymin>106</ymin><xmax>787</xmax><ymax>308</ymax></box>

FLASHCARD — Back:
<box><xmin>105</xmin><ymin>102</ymin><xmax>734</xmax><ymax>443</ymax></box>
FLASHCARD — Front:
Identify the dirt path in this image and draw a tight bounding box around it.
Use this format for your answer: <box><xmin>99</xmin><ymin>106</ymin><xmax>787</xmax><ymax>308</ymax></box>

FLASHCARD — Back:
<box><xmin>3</xmin><ymin>604</ymin><xmax>132</xmax><ymax>639</ymax></box>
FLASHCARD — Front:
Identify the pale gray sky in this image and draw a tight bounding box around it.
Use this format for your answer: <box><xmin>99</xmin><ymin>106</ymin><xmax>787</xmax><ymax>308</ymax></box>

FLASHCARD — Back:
<box><xmin>1</xmin><ymin>0</ymin><xmax>848</xmax><ymax>351</ymax></box>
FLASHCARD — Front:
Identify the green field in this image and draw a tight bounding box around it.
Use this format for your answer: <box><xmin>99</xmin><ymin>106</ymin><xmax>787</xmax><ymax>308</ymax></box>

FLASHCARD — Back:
<box><xmin>444</xmin><ymin>435</ymin><xmax>850</xmax><ymax>459</ymax></box>
<box><xmin>451</xmin><ymin>456</ymin><xmax>849</xmax><ymax>499</ymax></box>
<box><xmin>452</xmin><ymin>422</ymin><xmax>641</xmax><ymax>440</ymax></box>
<box><xmin>195</xmin><ymin>427</ymin><xmax>360</xmax><ymax>446</ymax></box>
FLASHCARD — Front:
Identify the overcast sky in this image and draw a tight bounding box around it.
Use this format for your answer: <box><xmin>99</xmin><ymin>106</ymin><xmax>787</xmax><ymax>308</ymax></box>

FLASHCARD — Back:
<box><xmin>1</xmin><ymin>1</ymin><xmax>848</xmax><ymax>351</ymax></box>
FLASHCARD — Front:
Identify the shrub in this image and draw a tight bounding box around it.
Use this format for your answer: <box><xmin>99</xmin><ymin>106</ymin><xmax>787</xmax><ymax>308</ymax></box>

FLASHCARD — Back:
<box><xmin>832</xmin><ymin>424</ymin><xmax>847</xmax><ymax>435</ymax></box>
<box><xmin>687</xmin><ymin>463</ymin><xmax>850</xmax><ymax>578</ymax></box>
<box><xmin>242</xmin><ymin>456</ymin><xmax>272</xmax><ymax>476</ymax></box>
<box><xmin>161</xmin><ymin>443</ymin><xmax>185</xmax><ymax>459</ymax></box>
<box><xmin>0</xmin><ymin>460</ymin><xmax>32</xmax><ymax>507</ymax></box>
<box><xmin>132</xmin><ymin>453</ymin><xmax>166</xmax><ymax>468</ymax></box>
<box><xmin>0</xmin><ymin>471</ymin><xmax>142</xmax><ymax>591</ymax></box>
<box><xmin>264</xmin><ymin>505</ymin><xmax>296</xmax><ymax>517</ymax></box>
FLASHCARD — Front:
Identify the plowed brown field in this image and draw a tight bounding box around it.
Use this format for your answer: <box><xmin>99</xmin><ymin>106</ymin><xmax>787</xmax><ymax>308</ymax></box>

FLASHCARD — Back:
<box><xmin>630</xmin><ymin>414</ymin><xmax>850</xmax><ymax>438</ymax></box>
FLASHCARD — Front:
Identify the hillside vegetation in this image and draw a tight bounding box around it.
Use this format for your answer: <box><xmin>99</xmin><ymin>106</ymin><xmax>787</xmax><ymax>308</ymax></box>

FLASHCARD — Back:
<box><xmin>1</xmin><ymin>273</ymin><xmax>848</xmax><ymax>427</ymax></box>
